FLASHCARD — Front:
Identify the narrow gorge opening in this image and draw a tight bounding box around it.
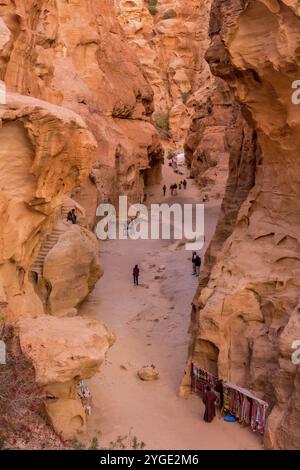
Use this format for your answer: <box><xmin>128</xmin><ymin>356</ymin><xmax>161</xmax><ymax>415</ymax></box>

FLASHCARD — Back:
<box><xmin>0</xmin><ymin>0</ymin><xmax>299</xmax><ymax>453</ymax></box>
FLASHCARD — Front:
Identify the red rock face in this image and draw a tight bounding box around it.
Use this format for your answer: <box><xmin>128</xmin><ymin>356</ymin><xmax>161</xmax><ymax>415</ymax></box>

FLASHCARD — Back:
<box><xmin>0</xmin><ymin>0</ymin><xmax>162</xmax><ymax>441</ymax></box>
<box><xmin>184</xmin><ymin>0</ymin><xmax>300</xmax><ymax>450</ymax></box>
<box><xmin>115</xmin><ymin>0</ymin><xmax>209</xmax><ymax>147</ymax></box>
<box><xmin>0</xmin><ymin>0</ymin><xmax>163</xmax><ymax>225</ymax></box>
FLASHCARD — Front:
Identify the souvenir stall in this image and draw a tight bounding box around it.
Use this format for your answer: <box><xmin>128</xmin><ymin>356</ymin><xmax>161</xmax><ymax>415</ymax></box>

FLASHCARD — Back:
<box><xmin>191</xmin><ymin>363</ymin><xmax>218</xmax><ymax>394</ymax></box>
<box><xmin>191</xmin><ymin>363</ymin><xmax>269</xmax><ymax>434</ymax></box>
<box><xmin>222</xmin><ymin>382</ymin><xmax>268</xmax><ymax>434</ymax></box>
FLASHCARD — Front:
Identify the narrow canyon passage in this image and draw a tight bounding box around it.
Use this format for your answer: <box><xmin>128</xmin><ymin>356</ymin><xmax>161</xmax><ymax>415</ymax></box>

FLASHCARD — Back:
<box><xmin>80</xmin><ymin>163</ymin><xmax>261</xmax><ymax>450</ymax></box>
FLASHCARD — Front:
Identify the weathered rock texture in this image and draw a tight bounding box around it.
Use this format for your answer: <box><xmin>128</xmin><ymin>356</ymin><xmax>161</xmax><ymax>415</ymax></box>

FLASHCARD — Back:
<box><xmin>43</xmin><ymin>225</ymin><xmax>103</xmax><ymax>317</ymax></box>
<box><xmin>0</xmin><ymin>91</ymin><xmax>113</xmax><ymax>440</ymax></box>
<box><xmin>183</xmin><ymin>0</ymin><xmax>300</xmax><ymax>450</ymax></box>
<box><xmin>17</xmin><ymin>316</ymin><xmax>115</xmax><ymax>439</ymax></box>
<box><xmin>183</xmin><ymin>0</ymin><xmax>256</xmax><ymax>202</ymax></box>
<box><xmin>0</xmin><ymin>0</ymin><xmax>163</xmax><ymax>225</ymax></box>
<box><xmin>0</xmin><ymin>0</ymin><xmax>165</xmax><ymax>440</ymax></box>
<box><xmin>0</xmin><ymin>92</ymin><xmax>96</xmax><ymax>322</ymax></box>
<box><xmin>115</xmin><ymin>0</ymin><xmax>206</xmax><ymax>147</ymax></box>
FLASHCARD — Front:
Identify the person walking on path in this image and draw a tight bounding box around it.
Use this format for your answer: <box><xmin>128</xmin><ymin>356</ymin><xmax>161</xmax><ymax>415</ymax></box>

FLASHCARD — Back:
<box><xmin>195</xmin><ymin>254</ymin><xmax>201</xmax><ymax>276</ymax></box>
<box><xmin>133</xmin><ymin>265</ymin><xmax>140</xmax><ymax>286</ymax></box>
<box><xmin>173</xmin><ymin>183</ymin><xmax>178</xmax><ymax>196</ymax></box>
<box><xmin>163</xmin><ymin>184</ymin><xmax>166</xmax><ymax>196</ymax></box>
<box><xmin>192</xmin><ymin>252</ymin><xmax>197</xmax><ymax>275</ymax></box>
<box><xmin>183</xmin><ymin>179</ymin><xmax>187</xmax><ymax>190</ymax></box>
<box><xmin>203</xmin><ymin>385</ymin><xmax>217</xmax><ymax>423</ymax></box>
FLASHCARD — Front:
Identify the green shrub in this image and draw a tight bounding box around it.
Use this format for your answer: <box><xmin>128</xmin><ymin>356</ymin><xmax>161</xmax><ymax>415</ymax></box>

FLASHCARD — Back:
<box><xmin>147</xmin><ymin>0</ymin><xmax>158</xmax><ymax>16</ymax></box>
<box><xmin>162</xmin><ymin>9</ymin><xmax>177</xmax><ymax>20</ymax></box>
<box><xmin>153</xmin><ymin>111</ymin><xmax>169</xmax><ymax>132</ymax></box>
<box><xmin>167</xmin><ymin>150</ymin><xmax>176</xmax><ymax>160</ymax></box>
<box><xmin>181</xmin><ymin>91</ymin><xmax>190</xmax><ymax>104</ymax></box>
<box><xmin>149</xmin><ymin>6</ymin><xmax>158</xmax><ymax>15</ymax></box>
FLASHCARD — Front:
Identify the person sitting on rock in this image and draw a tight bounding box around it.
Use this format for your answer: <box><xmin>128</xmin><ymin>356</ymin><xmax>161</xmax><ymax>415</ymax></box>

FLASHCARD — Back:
<box><xmin>67</xmin><ymin>208</ymin><xmax>77</xmax><ymax>224</ymax></box>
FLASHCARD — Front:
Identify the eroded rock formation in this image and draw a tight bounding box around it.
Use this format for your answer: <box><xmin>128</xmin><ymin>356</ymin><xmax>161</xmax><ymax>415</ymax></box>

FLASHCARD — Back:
<box><xmin>0</xmin><ymin>91</ymin><xmax>113</xmax><ymax>440</ymax></box>
<box><xmin>17</xmin><ymin>315</ymin><xmax>115</xmax><ymax>439</ymax></box>
<box><xmin>115</xmin><ymin>0</ymin><xmax>206</xmax><ymax>147</ymax></box>
<box><xmin>0</xmin><ymin>92</ymin><xmax>96</xmax><ymax>321</ymax></box>
<box><xmin>43</xmin><ymin>225</ymin><xmax>103</xmax><ymax>317</ymax></box>
<box><xmin>0</xmin><ymin>0</ymin><xmax>163</xmax><ymax>441</ymax></box>
<box><xmin>0</xmin><ymin>0</ymin><xmax>163</xmax><ymax>224</ymax></box>
<box><xmin>183</xmin><ymin>0</ymin><xmax>300</xmax><ymax>450</ymax></box>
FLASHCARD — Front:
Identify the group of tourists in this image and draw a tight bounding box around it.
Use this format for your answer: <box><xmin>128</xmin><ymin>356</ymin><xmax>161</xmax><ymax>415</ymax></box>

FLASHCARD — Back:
<box><xmin>131</xmin><ymin>252</ymin><xmax>203</xmax><ymax>287</ymax></box>
<box><xmin>167</xmin><ymin>179</ymin><xmax>187</xmax><ymax>196</ymax></box>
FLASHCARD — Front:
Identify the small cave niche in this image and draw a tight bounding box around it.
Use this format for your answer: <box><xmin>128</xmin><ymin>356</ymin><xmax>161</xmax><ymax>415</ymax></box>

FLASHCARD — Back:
<box><xmin>194</xmin><ymin>339</ymin><xmax>219</xmax><ymax>377</ymax></box>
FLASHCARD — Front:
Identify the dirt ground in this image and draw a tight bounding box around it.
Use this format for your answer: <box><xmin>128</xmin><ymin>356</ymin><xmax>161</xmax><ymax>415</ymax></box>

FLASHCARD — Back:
<box><xmin>80</xmin><ymin>162</ymin><xmax>262</xmax><ymax>450</ymax></box>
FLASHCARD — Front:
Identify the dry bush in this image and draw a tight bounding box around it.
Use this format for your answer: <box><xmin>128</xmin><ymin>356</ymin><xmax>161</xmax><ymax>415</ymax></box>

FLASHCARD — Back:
<box><xmin>0</xmin><ymin>326</ymin><xmax>64</xmax><ymax>449</ymax></box>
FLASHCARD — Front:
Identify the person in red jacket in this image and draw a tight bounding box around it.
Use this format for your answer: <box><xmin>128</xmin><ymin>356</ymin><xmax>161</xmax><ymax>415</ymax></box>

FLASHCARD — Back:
<box><xmin>133</xmin><ymin>265</ymin><xmax>140</xmax><ymax>286</ymax></box>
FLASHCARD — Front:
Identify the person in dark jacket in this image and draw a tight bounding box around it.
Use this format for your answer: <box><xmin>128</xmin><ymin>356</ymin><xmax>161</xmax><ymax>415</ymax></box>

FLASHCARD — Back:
<box><xmin>133</xmin><ymin>265</ymin><xmax>140</xmax><ymax>286</ymax></box>
<box><xmin>192</xmin><ymin>251</ymin><xmax>197</xmax><ymax>275</ymax></box>
<box><xmin>163</xmin><ymin>184</ymin><xmax>166</xmax><ymax>196</ymax></box>
<box><xmin>195</xmin><ymin>255</ymin><xmax>201</xmax><ymax>276</ymax></box>
<box><xmin>203</xmin><ymin>385</ymin><xmax>217</xmax><ymax>423</ymax></box>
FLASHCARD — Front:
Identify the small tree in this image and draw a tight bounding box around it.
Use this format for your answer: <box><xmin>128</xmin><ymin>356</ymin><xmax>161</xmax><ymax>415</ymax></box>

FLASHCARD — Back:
<box><xmin>162</xmin><ymin>10</ymin><xmax>177</xmax><ymax>20</ymax></box>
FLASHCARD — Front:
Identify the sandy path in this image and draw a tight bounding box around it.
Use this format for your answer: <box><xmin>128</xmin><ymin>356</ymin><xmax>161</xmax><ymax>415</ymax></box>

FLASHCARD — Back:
<box><xmin>80</xmin><ymin>163</ymin><xmax>262</xmax><ymax>450</ymax></box>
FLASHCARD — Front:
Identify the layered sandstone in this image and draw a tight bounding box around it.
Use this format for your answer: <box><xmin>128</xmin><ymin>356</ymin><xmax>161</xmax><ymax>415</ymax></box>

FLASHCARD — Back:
<box><xmin>115</xmin><ymin>0</ymin><xmax>207</xmax><ymax>147</ymax></box>
<box><xmin>0</xmin><ymin>92</ymin><xmax>96</xmax><ymax>321</ymax></box>
<box><xmin>0</xmin><ymin>0</ymin><xmax>163</xmax><ymax>226</ymax></box>
<box><xmin>0</xmin><ymin>0</ymin><xmax>164</xmax><ymax>441</ymax></box>
<box><xmin>43</xmin><ymin>225</ymin><xmax>103</xmax><ymax>317</ymax></box>
<box><xmin>0</xmin><ymin>91</ymin><xmax>113</xmax><ymax>440</ymax></box>
<box><xmin>17</xmin><ymin>316</ymin><xmax>115</xmax><ymax>439</ymax></box>
<box><xmin>183</xmin><ymin>0</ymin><xmax>300</xmax><ymax>450</ymax></box>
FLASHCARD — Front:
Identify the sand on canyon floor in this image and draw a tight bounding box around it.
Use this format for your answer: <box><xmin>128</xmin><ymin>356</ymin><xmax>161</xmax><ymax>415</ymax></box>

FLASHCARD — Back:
<box><xmin>80</xmin><ymin>162</ymin><xmax>262</xmax><ymax>450</ymax></box>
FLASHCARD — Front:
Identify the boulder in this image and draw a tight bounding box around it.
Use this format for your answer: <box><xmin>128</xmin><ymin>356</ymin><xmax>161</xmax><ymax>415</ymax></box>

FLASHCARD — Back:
<box><xmin>17</xmin><ymin>315</ymin><xmax>114</xmax><ymax>440</ymax></box>
<box><xmin>43</xmin><ymin>398</ymin><xmax>87</xmax><ymax>440</ymax></box>
<box><xmin>17</xmin><ymin>315</ymin><xmax>114</xmax><ymax>386</ymax></box>
<box><xmin>138</xmin><ymin>365</ymin><xmax>159</xmax><ymax>381</ymax></box>
<box><xmin>43</xmin><ymin>225</ymin><xmax>103</xmax><ymax>316</ymax></box>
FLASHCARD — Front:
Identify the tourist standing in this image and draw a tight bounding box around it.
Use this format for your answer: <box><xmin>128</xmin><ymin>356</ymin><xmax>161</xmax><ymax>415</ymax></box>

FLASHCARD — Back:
<box><xmin>195</xmin><ymin>255</ymin><xmax>201</xmax><ymax>276</ymax></box>
<box><xmin>183</xmin><ymin>179</ymin><xmax>187</xmax><ymax>190</ymax></box>
<box><xmin>133</xmin><ymin>265</ymin><xmax>140</xmax><ymax>286</ymax></box>
<box><xmin>163</xmin><ymin>184</ymin><xmax>166</xmax><ymax>196</ymax></box>
<box><xmin>203</xmin><ymin>385</ymin><xmax>217</xmax><ymax>423</ymax></box>
<box><xmin>192</xmin><ymin>251</ymin><xmax>197</xmax><ymax>275</ymax></box>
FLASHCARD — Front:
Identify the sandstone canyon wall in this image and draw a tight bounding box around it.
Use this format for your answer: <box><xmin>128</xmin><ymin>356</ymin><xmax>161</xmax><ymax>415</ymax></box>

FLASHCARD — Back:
<box><xmin>115</xmin><ymin>0</ymin><xmax>208</xmax><ymax>147</ymax></box>
<box><xmin>0</xmin><ymin>0</ymin><xmax>162</xmax><ymax>443</ymax></box>
<box><xmin>1</xmin><ymin>0</ymin><xmax>163</xmax><ymax>225</ymax></box>
<box><xmin>183</xmin><ymin>0</ymin><xmax>300</xmax><ymax>450</ymax></box>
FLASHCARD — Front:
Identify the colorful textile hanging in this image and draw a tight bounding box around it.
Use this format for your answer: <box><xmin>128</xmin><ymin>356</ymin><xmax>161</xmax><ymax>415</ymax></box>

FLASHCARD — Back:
<box><xmin>222</xmin><ymin>382</ymin><xmax>268</xmax><ymax>434</ymax></box>
<box><xmin>191</xmin><ymin>363</ymin><xmax>269</xmax><ymax>435</ymax></box>
<box><xmin>191</xmin><ymin>363</ymin><xmax>218</xmax><ymax>394</ymax></box>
